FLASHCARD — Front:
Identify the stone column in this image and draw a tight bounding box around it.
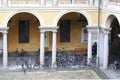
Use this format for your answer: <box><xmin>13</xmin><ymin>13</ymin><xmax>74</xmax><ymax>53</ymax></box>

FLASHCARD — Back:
<box><xmin>99</xmin><ymin>29</ymin><xmax>104</xmax><ymax>67</ymax></box>
<box><xmin>40</xmin><ymin>31</ymin><xmax>45</xmax><ymax>66</ymax></box>
<box><xmin>52</xmin><ymin>31</ymin><xmax>57</xmax><ymax>68</ymax></box>
<box><xmin>103</xmin><ymin>29</ymin><xmax>110</xmax><ymax>69</ymax></box>
<box><xmin>2</xmin><ymin>31</ymin><xmax>8</xmax><ymax>68</ymax></box>
<box><xmin>53</xmin><ymin>0</ymin><xmax>58</xmax><ymax>6</ymax></box>
<box><xmin>87</xmin><ymin>29</ymin><xmax>92</xmax><ymax>64</ymax></box>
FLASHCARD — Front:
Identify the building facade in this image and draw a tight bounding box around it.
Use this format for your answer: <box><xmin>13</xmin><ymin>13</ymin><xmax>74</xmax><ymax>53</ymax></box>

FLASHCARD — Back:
<box><xmin>0</xmin><ymin>0</ymin><xmax>120</xmax><ymax>69</ymax></box>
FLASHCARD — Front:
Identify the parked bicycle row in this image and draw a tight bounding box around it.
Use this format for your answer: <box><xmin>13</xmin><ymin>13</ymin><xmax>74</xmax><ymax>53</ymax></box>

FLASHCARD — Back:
<box><xmin>0</xmin><ymin>49</ymin><xmax>97</xmax><ymax>73</ymax></box>
<box><xmin>55</xmin><ymin>50</ymin><xmax>87</xmax><ymax>68</ymax></box>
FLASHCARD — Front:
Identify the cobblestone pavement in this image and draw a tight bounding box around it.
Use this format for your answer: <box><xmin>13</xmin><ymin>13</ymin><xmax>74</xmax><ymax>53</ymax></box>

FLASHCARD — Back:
<box><xmin>0</xmin><ymin>67</ymin><xmax>109</xmax><ymax>80</ymax></box>
<box><xmin>102</xmin><ymin>69</ymin><xmax>120</xmax><ymax>79</ymax></box>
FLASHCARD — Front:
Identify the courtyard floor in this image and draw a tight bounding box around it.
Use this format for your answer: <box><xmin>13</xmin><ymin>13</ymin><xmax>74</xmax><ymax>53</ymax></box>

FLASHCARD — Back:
<box><xmin>0</xmin><ymin>67</ymin><xmax>110</xmax><ymax>80</ymax></box>
<box><xmin>0</xmin><ymin>69</ymin><xmax>101</xmax><ymax>80</ymax></box>
<box><xmin>103</xmin><ymin>69</ymin><xmax>120</xmax><ymax>79</ymax></box>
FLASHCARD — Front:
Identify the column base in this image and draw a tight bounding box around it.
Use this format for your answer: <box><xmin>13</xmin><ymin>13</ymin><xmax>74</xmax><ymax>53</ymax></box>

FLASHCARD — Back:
<box><xmin>2</xmin><ymin>66</ymin><xmax>8</xmax><ymax>71</ymax></box>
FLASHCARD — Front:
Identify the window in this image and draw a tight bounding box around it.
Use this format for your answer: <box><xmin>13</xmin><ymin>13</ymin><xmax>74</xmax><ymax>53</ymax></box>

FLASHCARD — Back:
<box><xmin>19</xmin><ymin>20</ymin><xmax>29</xmax><ymax>43</ymax></box>
<box><xmin>0</xmin><ymin>33</ymin><xmax>3</xmax><ymax>39</ymax></box>
<box><xmin>81</xmin><ymin>28</ymin><xmax>88</xmax><ymax>43</ymax></box>
<box><xmin>60</xmin><ymin>20</ymin><xmax>70</xmax><ymax>42</ymax></box>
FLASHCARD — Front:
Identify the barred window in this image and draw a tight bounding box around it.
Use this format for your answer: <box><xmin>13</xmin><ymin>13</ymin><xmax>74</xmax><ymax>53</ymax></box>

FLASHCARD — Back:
<box><xmin>81</xmin><ymin>28</ymin><xmax>88</xmax><ymax>43</ymax></box>
<box><xmin>60</xmin><ymin>20</ymin><xmax>71</xmax><ymax>42</ymax></box>
<box><xmin>19</xmin><ymin>20</ymin><xmax>29</xmax><ymax>43</ymax></box>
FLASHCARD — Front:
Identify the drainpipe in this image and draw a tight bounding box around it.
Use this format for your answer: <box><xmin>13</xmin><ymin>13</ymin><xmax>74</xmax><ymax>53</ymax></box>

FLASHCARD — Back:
<box><xmin>96</xmin><ymin>0</ymin><xmax>101</xmax><ymax>68</ymax></box>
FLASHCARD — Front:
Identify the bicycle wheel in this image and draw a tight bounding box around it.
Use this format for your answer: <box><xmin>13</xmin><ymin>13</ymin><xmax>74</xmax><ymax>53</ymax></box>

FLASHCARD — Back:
<box><xmin>108</xmin><ymin>64</ymin><xmax>117</xmax><ymax>71</ymax></box>
<box><xmin>22</xmin><ymin>64</ymin><xmax>27</xmax><ymax>71</ymax></box>
<box><xmin>39</xmin><ymin>64</ymin><xmax>45</xmax><ymax>69</ymax></box>
<box><xmin>79</xmin><ymin>58</ymin><xmax>87</xmax><ymax>68</ymax></box>
<box><xmin>52</xmin><ymin>62</ymin><xmax>58</xmax><ymax>69</ymax></box>
<box><xmin>27</xmin><ymin>64</ymin><xmax>32</xmax><ymax>70</ymax></box>
<box><xmin>33</xmin><ymin>64</ymin><xmax>40</xmax><ymax>70</ymax></box>
<box><xmin>89</xmin><ymin>62</ymin><xmax>96</xmax><ymax>68</ymax></box>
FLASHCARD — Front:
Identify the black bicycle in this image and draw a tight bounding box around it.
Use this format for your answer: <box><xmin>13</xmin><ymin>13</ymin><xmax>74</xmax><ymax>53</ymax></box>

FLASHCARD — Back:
<box><xmin>79</xmin><ymin>56</ymin><xmax>96</xmax><ymax>69</ymax></box>
<box><xmin>21</xmin><ymin>57</ymin><xmax>32</xmax><ymax>72</ymax></box>
<box><xmin>108</xmin><ymin>60</ymin><xmax>120</xmax><ymax>71</ymax></box>
<box><xmin>88</xmin><ymin>57</ymin><xmax>97</xmax><ymax>68</ymax></box>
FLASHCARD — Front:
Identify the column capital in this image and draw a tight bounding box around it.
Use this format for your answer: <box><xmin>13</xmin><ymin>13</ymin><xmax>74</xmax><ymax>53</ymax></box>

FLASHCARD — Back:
<box><xmin>2</xmin><ymin>31</ymin><xmax>8</xmax><ymax>34</ymax></box>
<box><xmin>52</xmin><ymin>30</ymin><xmax>57</xmax><ymax>33</ymax></box>
<box><xmin>40</xmin><ymin>30</ymin><xmax>45</xmax><ymax>33</ymax></box>
<box><xmin>0</xmin><ymin>27</ymin><xmax>9</xmax><ymax>33</ymax></box>
<box><xmin>39</xmin><ymin>26</ymin><xmax>58</xmax><ymax>32</ymax></box>
<box><xmin>102</xmin><ymin>28</ymin><xmax>111</xmax><ymax>34</ymax></box>
<box><xmin>87</xmin><ymin>26</ymin><xmax>99</xmax><ymax>33</ymax></box>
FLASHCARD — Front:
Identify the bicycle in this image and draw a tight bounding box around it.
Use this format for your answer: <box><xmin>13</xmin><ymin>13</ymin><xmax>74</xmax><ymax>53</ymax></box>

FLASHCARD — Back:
<box><xmin>21</xmin><ymin>57</ymin><xmax>32</xmax><ymax>71</ymax></box>
<box><xmin>88</xmin><ymin>57</ymin><xmax>97</xmax><ymax>68</ymax></box>
<box><xmin>33</xmin><ymin>55</ymin><xmax>50</xmax><ymax>70</ymax></box>
<box><xmin>21</xmin><ymin>56</ymin><xmax>40</xmax><ymax>71</ymax></box>
<box><xmin>79</xmin><ymin>56</ymin><xmax>87</xmax><ymax>68</ymax></box>
<box><xmin>108</xmin><ymin>60</ymin><xmax>120</xmax><ymax>71</ymax></box>
<box><xmin>79</xmin><ymin>56</ymin><xmax>96</xmax><ymax>69</ymax></box>
<box><xmin>53</xmin><ymin>53</ymin><xmax>69</xmax><ymax>69</ymax></box>
<box><xmin>32</xmin><ymin>55</ymin><xmax>40</xmax><ymax>70</ymax></box>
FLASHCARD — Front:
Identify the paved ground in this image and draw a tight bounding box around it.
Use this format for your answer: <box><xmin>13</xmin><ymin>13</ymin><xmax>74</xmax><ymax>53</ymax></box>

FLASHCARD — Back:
<box><xmin>0</xmin><ymin>67</ymin><xmax>110</xmax><ymax>80</ymax></box>
<box><xmin>0</xmin><ymin>69</ymin><xmax>100</xmax><ymax>80</ymax></box>
<box><xmin>102</xmin><ymin>69</ymin><xmax>120</xmax><ymax>79</ymax></box>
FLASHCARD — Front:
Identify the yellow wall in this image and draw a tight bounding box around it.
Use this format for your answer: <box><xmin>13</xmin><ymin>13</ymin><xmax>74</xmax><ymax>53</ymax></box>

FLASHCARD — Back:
<box><xmin>39</xmin><ymin>10</ymin><xmax>100</xmax><ymax>26</ymax></box>
<box><xmin>0</xmin><ymin>12</ymin><xmax>10</xmax><ymax>27</ymax></box>
<box><xmin>51</xmin><ymin>13</ymin><xmax>88</xmax><ymax>50</ymax></box>
<box><xmin>101</xmin><ymin>11</ymin><xmax>107</xmax><ymax>26</ymax></box>
<box><xmin>8</xmin><ymin>13</ymin><xmax>40</xmax><ymax>52</ymax></box>
<box><xmin>56</xmin><ymin>22</ymin><xmax>88</xmax><ymax>50</ymax></box>
<box><xmin>86</xmin><ymin>11</ymin><xmax>99</xmax><ymax>25</ymax></box>
<box><xmin>0</xmin><ymin>10</ymin><xmax>101</xmax><ymax>27</ymax></box>
<box><xmin>39</xmin><ymin>11</ymin><xmax>59</xmax><ymax>25</ymax></box>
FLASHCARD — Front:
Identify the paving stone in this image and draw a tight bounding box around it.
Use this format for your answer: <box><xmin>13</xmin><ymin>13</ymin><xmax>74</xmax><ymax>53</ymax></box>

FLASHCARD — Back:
<box><xmin>102</xmin><ymin>69</ymin><xmax>120</xmax><ymax>79</ymax></box>
<box><xmin>0</xmin><ymin>69</ymin><xmax>101</xmax><ymax>80</ymax></box>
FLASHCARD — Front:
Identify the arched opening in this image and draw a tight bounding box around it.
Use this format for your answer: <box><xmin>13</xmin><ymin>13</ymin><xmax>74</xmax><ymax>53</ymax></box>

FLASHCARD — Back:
<box><xmin>109</xmin><ymin>16</ymin><xmax>120</xmax><ymax>64</ymax></box>
<box><xmin>57</xmin><ymin>12</ymin><xmax>88</xmax><ymax>51</ymax></box>
<box><xmin>8</xmin><ymin>12</ymin><xmax>40</xmax><ymax>52</ymax></box>
<box><xmin>7</xmin><ymin>12</ymin><xmax>41</xmax><ymax>68</ymax></box>
<box><xmin>52</xmin><ymin>12</ymin><xmax>89</xmax><ymax>67</ymax></box>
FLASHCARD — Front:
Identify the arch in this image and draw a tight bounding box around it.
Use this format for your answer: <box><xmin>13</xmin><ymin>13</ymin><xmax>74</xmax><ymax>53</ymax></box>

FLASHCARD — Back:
<box><xmin>107</xmin><ymin>14</ymin><xmax>120</xmax><ymax>67</ymax></box>
<box><xmin>3</xmin><ymin>11</ymin><xmax>44</xmax><ymax>27</ymax></box>
<box><xmin>105</xmin><ymin>14</ymin><xmax>120</xmax><ymax>28</ymax></box>
<box><xmin>54</xmin><ymin>10</ymin><xmax>93</xmax><ymax>26</ymax></box>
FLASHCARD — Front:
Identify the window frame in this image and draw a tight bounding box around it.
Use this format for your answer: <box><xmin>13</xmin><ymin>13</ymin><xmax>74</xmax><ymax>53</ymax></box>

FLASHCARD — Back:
<box><xmin>18</xmin><ymin>20</ymin><xmax>29</xmax><ymax>43</ymax></box>
<box><xmin>81</xmin><ymin>28</ymin><xmax>88</xmax><ymax>43</ymax></box>
<box><xmin>60</xmin><ymin>20</ymin><xmax>71</xmax><ymax>42</ymax></box>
